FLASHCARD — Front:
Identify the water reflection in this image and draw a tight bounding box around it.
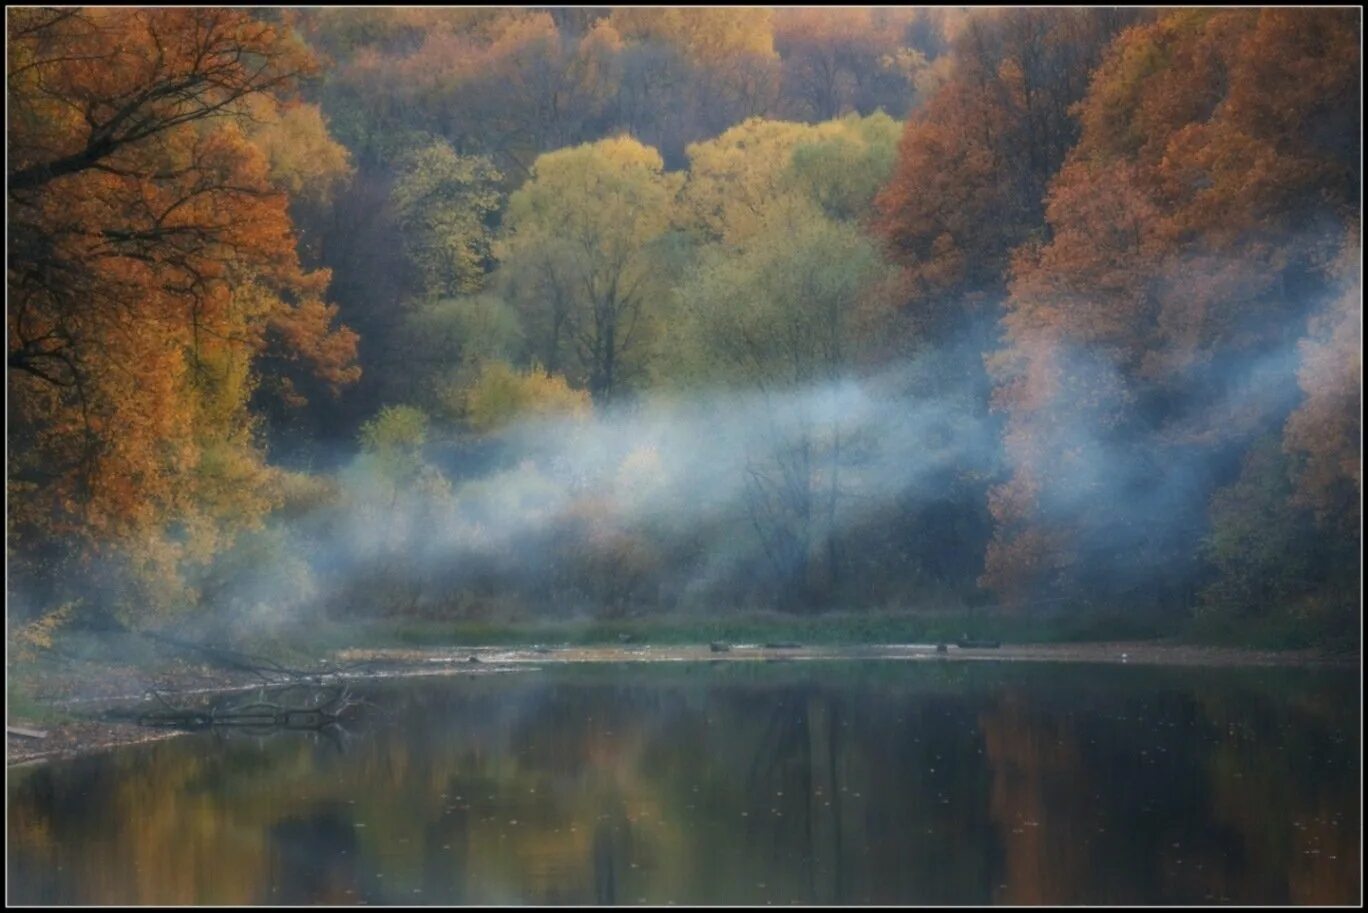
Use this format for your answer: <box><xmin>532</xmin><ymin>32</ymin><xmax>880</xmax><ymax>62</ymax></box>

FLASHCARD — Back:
<box><xmin>8</xmin><ymin>662</ymin><xmax>1361</xmax><ymax>905</ymax></box>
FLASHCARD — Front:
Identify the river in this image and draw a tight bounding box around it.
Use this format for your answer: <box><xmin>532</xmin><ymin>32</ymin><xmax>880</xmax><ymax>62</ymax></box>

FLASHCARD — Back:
<box><xmin>7</xmin><ymin>660</ymin><xmax>1360</xmax><ymax>904</ymax></box>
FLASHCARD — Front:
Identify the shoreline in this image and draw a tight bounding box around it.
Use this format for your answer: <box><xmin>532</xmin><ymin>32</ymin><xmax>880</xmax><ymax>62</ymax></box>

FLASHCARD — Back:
<box><xmin>8</xmin><ymin>641</ymin><xmax>1357</xmax><ymax>767</ymax></box>
<box><xmin>340</xmin><ymin>640</ymin><xmax>1358</xmax><ymax>668</ymax></box>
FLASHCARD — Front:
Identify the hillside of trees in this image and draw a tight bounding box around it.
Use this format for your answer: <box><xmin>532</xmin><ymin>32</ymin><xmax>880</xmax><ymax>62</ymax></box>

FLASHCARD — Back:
<box><xmin>7</xmin><ymin>8</ymin><xmax>1361</xmax><ymax>648</ymax></box>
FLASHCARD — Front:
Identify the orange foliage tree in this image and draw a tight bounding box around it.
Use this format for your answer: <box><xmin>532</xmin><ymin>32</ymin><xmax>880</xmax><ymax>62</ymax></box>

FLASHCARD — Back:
<box><xmin>981</xmin><ymin>9</ymin><xmax>1360</xmax><ymax>611</ymax></box>
<box><xmin>873</xmin><ymin>9</ymin><xmax>1142</xmax><ymax>335</ymax></box>
<box><xmin>8</xmin><ymin>8</ymin><xmax>359</xmax><ymax>617</ymax></box>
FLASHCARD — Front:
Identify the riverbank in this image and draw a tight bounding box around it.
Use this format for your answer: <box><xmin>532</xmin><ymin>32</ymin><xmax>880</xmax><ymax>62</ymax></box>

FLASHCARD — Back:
<box><xmin>291</xmin><ymin>607</ymin><xmax>1355</xmax><ymax>653</ymax></box>
<box><xmin>337</xmin><ymin>640</ymin><xmax>1357</xmax><ymax>668</ymax></box>
<box><xmin>7</xmin><ymin>639</ymin><xmax>1357</xmax><ymax>767</ymax></box>
<box><xmin>307</xmin><ymin>610</ymin><xmax>1178</xmax><ymax>650</ymax></box>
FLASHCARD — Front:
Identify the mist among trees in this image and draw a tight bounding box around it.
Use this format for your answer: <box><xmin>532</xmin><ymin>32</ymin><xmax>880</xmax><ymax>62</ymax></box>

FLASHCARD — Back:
<box><xmin>7</xmin><ymin>8</ymin><xmax>1361</xmax><ymax>648</ymax></box>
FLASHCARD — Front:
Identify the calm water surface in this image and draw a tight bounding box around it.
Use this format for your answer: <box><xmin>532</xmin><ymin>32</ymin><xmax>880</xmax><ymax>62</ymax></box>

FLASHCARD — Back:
<box><xmin>7</xmin><ymin>661</ymin><xmax>1361</xmax><ymax>905</ymax></box>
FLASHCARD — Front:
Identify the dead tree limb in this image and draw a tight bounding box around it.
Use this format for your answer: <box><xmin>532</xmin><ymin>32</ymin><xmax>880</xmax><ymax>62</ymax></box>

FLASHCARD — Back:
<box><xmin>128</xmin><ymin>683</ymin><xmax>365</xmax><ymax>731</ymax></box>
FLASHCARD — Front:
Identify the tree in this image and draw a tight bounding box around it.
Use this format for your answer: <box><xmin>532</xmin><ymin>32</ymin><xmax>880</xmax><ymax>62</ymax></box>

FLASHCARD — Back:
<box><xmin>497</xmin><ymin>137</ymin><xmax>683</xmax><ymax>401</ymax></box>
<box><xmin>682</xmin><ymin>113</ymin><xmax>898</xmax><ymax>246</ymax></box>
<box><xmin>459</xmin><ymin>361</ymin><xmax>591</xmax><ymax>434</ymax></box>
<box><xmin>1199</xmin><ymin>435</ymin><xmax>1357</xmax><ymax>643</ymax></box>
<box><xmin>8</xmin><ymin>8</ymin><xmax>317</xmax><ymax>191</ymax></box>
<box><xmin>674</xmin><ymin>207</ymin><xmax>895</xmax><ymax>604</ymax></box>
<box><xmin>448</xmin><ymin>13</ymin><xmax>623</xmax><ymax>180</ymax></box>
<box><xmin>785</xmin><ymin>112</ymin><xmax>902</xmax><ymax>223</ymax></box>
<box><xmin>389</xmin><ymin>141</ymin><xmax>504</xmax><ymax>299</ymax></box>
<box><xmin>340</xmin><ymin>405</ymin><xmax>452</xmax><ymax>616</ymax></box>
<box><xmin>606</xmin><ymin>7</ymin><xmax>781</xmax><ymax>162</ymax></box>
<box><xmin>607</xmin><ymin>8</ymin><xmax>775</xmax><ymax>65</ymax></box>
<box><xmin>772</xmin><ymin>7</ymin><xmax>931</xmax><ymax>121</ymax></box>
<box><xmin>873</xmin><ymin>9</ymin><xmax>1142</xmax><ymax>334</ymax></box>
<box><xmin>1283</xmin><ymin>246</ymin><xmax>1362</xmax><ymax>538</ymax></box>
<box><xmin>357</xmin><ymin>404</ymin><xmax>433</xmax><ymax>491</ymax></box>
<box><xmin>393</xmin><ymin>294</ymin><xmax>522</xmax><ymax>416</ymax></box>
<box><xmin>8</xmin><ymin>8</ymin><xmax>359</xmax><ymax>617</ymax></box>
<box><xmin>244</xmin><ymin>98</ymin><xmax>354</xmax><ymax>210</ymax></box>
<box><xmin>982</xmin><ymin>9</ymin><xmax>1361</xmax><ymax>618</ymax></box>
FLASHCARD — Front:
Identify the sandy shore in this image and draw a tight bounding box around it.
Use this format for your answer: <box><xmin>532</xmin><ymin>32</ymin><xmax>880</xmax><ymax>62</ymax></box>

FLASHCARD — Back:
<box><xmin>8</xmin><ymin>641</ymin><xmax>1356</xmax><ymax>767</ymax></box>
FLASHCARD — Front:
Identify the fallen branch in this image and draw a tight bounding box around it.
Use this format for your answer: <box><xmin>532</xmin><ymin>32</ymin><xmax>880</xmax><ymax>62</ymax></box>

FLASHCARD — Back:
<box><xmin>7</xmin><ymin>726</ymin><xmax>49</xmax><ymax>739</ymax></box>
<box><xmin>111</xmin><ymin>683</ymin><xmax>366</xmax><ymax>733</ymax></box>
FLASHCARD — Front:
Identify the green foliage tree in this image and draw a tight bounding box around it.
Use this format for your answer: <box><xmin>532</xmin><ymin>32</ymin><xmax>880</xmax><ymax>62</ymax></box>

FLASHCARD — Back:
<box><xmin>390</xmin><ymin>141</ymin><xmax>505</xmax><ymax>299</ymax></box>
<box><xmin>785</xmin><ymin>112</ymin><xmax>901</xmax><ymax>222</ymax></box>
<box><xmin>389</xmin><ymin>294</ymin><xmax>524</xmax><ymax>415</ymax></box>
<box><xmin>498</xmin><ymin>137</ymin><xmax>684</xmax><ymax>401</ymax></box>
<box><xmin>675</xmin><ymin>209</ymin><xmax>896</xmax><ymax>605</ymax></box>
<box><xmin>1199</xmin><ymin>435</ymin><xmax>1358</xmax><ymax>644</ymax></box>
<box><xmin>358</xmin><ymin>405</ymin><xmax>434</xmax><ymax>491</ymax></box>
<box><xmin>682</xmin><ymin>112</ymin><xmax>900</xmax><ymax>245</ymax></box>
<box><xmin>345</xmin><ymin>404</ymin><xmax>453</xmax><ymax>616</ymax></box>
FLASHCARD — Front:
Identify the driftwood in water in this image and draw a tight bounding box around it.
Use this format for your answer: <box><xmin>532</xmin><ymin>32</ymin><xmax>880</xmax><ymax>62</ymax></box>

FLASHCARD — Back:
<box><xmin>121</xmin><ymin>683</ymin><xmax>365</xmax><ymax>732</ymax></box>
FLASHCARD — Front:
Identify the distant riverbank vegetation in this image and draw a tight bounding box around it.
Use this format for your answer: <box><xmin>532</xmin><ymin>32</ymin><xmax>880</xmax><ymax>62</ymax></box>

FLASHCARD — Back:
<box><xmin>7</xmin><ymin>8</ymin><xmax>1360</xmax><ymax>657</ymax></box>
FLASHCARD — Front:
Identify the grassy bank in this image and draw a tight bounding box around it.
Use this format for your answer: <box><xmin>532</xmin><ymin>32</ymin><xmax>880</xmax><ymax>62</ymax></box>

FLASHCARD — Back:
<box><xmin>7</xmin><ymin>677</ymin><xmax>76</xmax><ymax>726</ymax></box>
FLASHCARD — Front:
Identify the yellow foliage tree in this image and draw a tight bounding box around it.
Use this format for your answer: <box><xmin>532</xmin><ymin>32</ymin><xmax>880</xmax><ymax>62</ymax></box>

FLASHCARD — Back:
<box><xmin>682</xmin><ymin>113</ymin><xmax>900</xmax><ymax>245</ymax></box>
<box><xmin>460</xmin><ymin>361</ymin><xmax>591</xmax><ymax>434</ymax></box>
<box><xmin>607</xmin><ymin>8</ymin><xmax>775</xmax><ymax>64</ymax></box>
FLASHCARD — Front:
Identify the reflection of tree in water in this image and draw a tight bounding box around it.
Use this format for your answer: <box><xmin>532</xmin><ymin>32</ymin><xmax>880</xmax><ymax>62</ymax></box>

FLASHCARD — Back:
<box><xmin>628</xmin><ymin>676</ymin><xmax>999</xmax><ymax>903</ymax></box>
<box><xmin>266</xmin><ymin>806</ymin><xmax>364</xmax><ymax>904</ymax></box>
<box><xmin>979</xmin><ymin>691</ymin><xmax>1088</xmax><ymax>905</ymax></box>
<box><xmin>977</xmin><ymin>676</ymin><xmax>1361</xmax><ymax>905</ymax></box>
<box><xmin>593</xmin><ymin>821</ymin><xmax>617</xmax><ymax>905</ymax></box>
<box><xmin>1194</xmin><ymin>681</ymin><xmax>1361</xmax><ymax>904</ymax></box>
<box><xmin>6</xmin><ymin>666</ymin><xmax>1360</xmax><ymax>904</ymax></box>
<box><xmin>835</xmin><ymin>687</ymin><xmax>999</xmax><ymax>903</ymax></box>
<box><xmin>7</xmin><ymin>744</ymin><xmax>281</xmax><ymax>904</ymax></box>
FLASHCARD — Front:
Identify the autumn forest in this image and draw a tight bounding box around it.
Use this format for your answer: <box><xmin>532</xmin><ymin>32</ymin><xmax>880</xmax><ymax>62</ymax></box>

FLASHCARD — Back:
<box><xmin>7</xmin><ymin>7</ymin><xmax>1363</xmax><ymax>651</ymax></box>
